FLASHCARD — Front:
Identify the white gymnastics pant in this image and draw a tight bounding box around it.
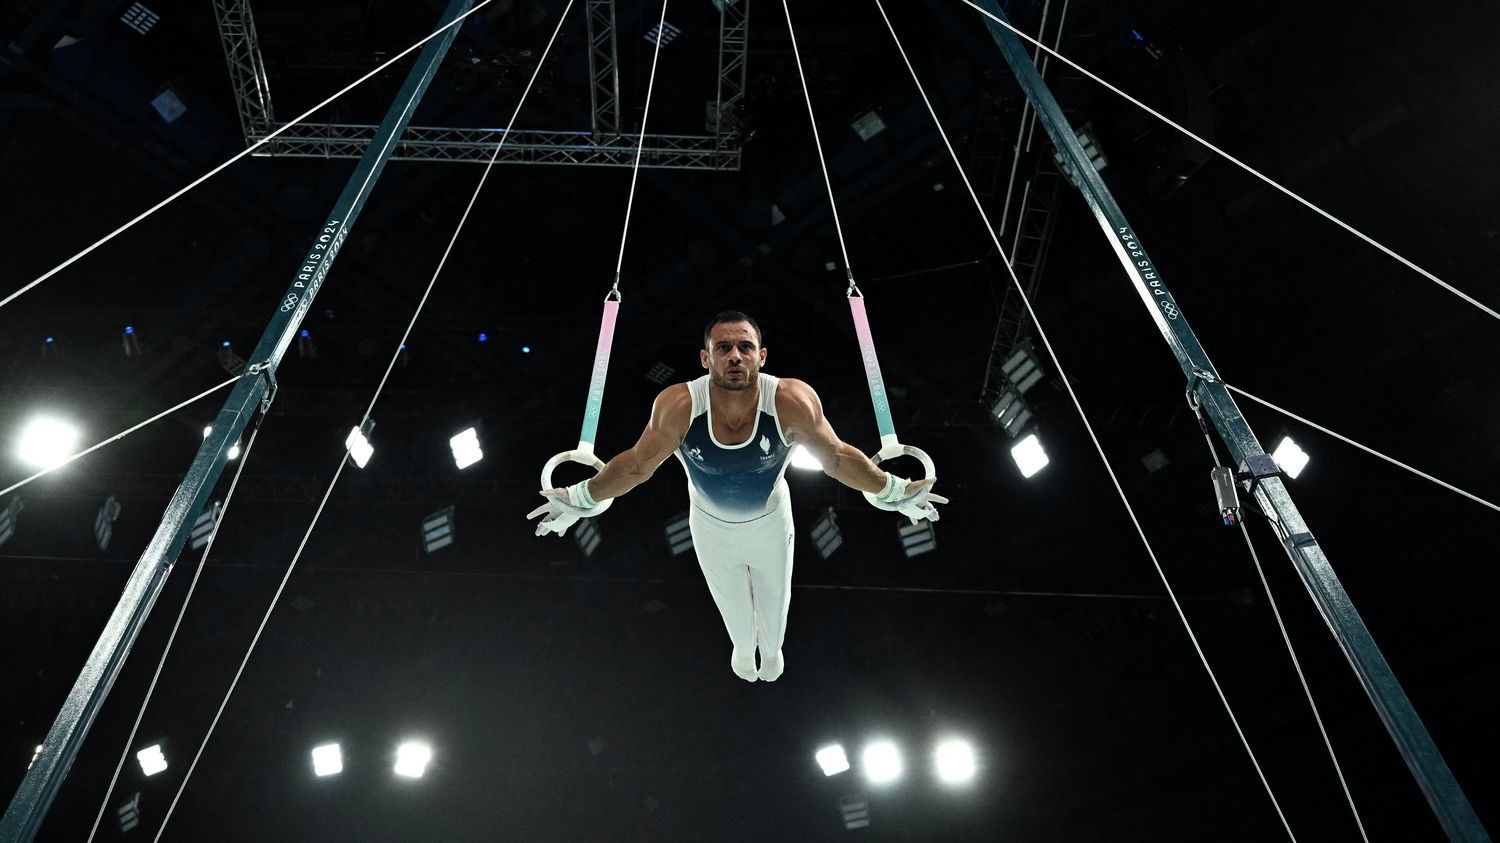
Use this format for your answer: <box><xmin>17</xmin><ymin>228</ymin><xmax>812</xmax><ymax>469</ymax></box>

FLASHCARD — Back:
<box><xmin>689</xmin><ymin>496</ymin><xmax>795</xmax><ymax>658</ymax></box>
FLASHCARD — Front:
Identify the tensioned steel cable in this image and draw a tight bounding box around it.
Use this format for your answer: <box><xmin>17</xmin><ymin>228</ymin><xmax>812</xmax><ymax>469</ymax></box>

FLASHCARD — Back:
<box><xmin>86</xmin><ymin>414</ymin><xmax>267</xmax><ymax>842</ymax></box>
<box><xmin>149</xmin><ymin>5</ymin><xmax>578</xmax><ymax>838</ymax></box>
<box><xmin>0</xmin><ymin>375</ymin><xmax>240</xmax><ymax>499</ymax></box>
<box><xmin>1188</xmin><ymin>402</ymin><xmax>1369</xmax><ymax>841</ymax></box>
<box><xmin>611</xmin><ymin>0</ymin><xmax>674</xmax><ymax>283</ymax></box>
<box><xmin>1224</xmin><ymin>383</ymin><xmax>1500</xmax><ymax>515</ymax></box>
<box><xmin>867</xmin><ymin>1</ymin><xmax>1296</xmax><ymax>836</ymax></box>
<box><xmin>954</xmin><ymin>0</ymin><xmax>1500</xmax><ymax>325</ymax></box>
<box><xmin>0</xmin><ymin>0</ymin><xmax>498</xmax><ymax>312</ymax></box>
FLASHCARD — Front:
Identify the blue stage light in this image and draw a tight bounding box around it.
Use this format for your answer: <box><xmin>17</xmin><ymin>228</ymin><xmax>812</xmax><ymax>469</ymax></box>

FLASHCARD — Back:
<box><xmin>221</xmin><ymin>341</ymin><xmax>231</xmax><ymax>347</ymax></box>
<box><xmin>478</xmin><ymin>333</ymin><xmax>489</xmax><ymax>343</ymax></box>
<box><xmin>124</xmin><ymin>326</ymin><xmax>135</xmax><ymax>335</ymax></box>
<box><xmin>44</xmin><ymin>337</ymin><xmax>54</xmax><ymax>344</ymax></box>
<box><xmin>521</xmin><ymin>345</ymin><xmax>531</xmax><ymax>354</ymax></box>
<box><xmin>299</xmin><ymin>329</ymin><xmax>309</xmax><ymax>338</ymax></box>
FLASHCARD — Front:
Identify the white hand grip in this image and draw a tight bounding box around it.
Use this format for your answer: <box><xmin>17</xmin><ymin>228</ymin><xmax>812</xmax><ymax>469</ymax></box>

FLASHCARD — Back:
<box><xmin>540</xmin><ymin>448</ymin><xmax>613</xmax><ymax>518</ymax></box>
<box><xmin>862</xmin><ymin>444</ymin><xmax>937</xmax><ymax>511</ymax></box>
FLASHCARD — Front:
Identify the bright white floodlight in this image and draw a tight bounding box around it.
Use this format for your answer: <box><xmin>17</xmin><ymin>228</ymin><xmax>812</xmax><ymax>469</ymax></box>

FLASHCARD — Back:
<box><xmin>789</xmin><ymin>444</ymin><xmax>823</xmax><ymax>472</ymax></box>
<box><xmin>1272</xmin><ymin>436</ymin><xmax>1309</xmax><ymax>479</ymax></box>
<box><xmin>934</xmin><ymin>739</ymin><xmax>976</xmax><ymax>784</ymax></box>
<box><xmin>311</xmin><ymin>743</ymin><xmax>343</xmax><ymax>777</ymax></box>
<box><xmin>449</xmin><ymin>428</ymin><xmax>483</xmax><ymax>470</ymax></box>
<box><xmin>136</xmin><ymin>744</ymin><xmax>167</xmax><ymax>777</ymax></box>
<box><xmin>394</xmin><ymin>741</ymin><xmax>432</xmax><ymax>778</ymax></box>
<box><xmin>815</xmin><ymin>744</ymin><xmax>850</xmax><ymax>776</ymax></box>
<box><xmin>16</xmin><ymin>416</ymin><xmax>80</xmax><ymax>470</ymax></box>
<box><xmin>1010</xmin><ymin>433</ymin><xmax>1049</xmax><ymax>478</ymax></box>
<box><xmin>862</xmin><ymin>741</ymin><xmax>902</xmax><ymax>784</ymax></box>
<box><xmin>345</xmin><ymin>427</ymin><xmax>374</xmax><ymax>469</ymax></box>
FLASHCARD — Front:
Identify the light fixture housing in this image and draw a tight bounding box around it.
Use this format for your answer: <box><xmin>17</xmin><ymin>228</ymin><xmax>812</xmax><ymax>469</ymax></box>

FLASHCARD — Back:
<box><xmin>345</xmin><ymin>426</ymin><xmax>374</xmax><ymax>469</ymax></box>
<box><xmin>1272</xmin><ymin>436</ymin><xmax>1310</xmax><ymax>479</ymax></box>
<box><xmin>136</xmin><ymin>744</ymin><xmax>167</xmax><ymax>777</ymax></box>
<box><xmin>16</xmin><ymin>416</ymin><xmax>80</xmax><ymax>470</ymax></box>
<box><xmin>934</xmin><ymin>739</ymin><xmax>977</xmax><ymax>784</ymax></box>
<box><xmin>1010</xmin><ymin>433</ymin><xmax>1049</xmax><ymax>478</ymax></box>
<box><xmin>862</xmin><ymin>740</ymin><xmax>902</xmax><ymax>784</ymax></box>
<box><xmin>450</xmin><ymin>427</ymin><xmax>483</xmax><ymax>469</ymax></box>
<box><xmin>815</xmin><ymin>744</ymin><xmax>850</xmax><ymax>776</ymax></box>
<box><xmin>394</xmin><ymin>741</ymin><xmax>432</xmax><ymax>778</ymax></box>
<box><xmin>312</xmin><ymin>743</ymin><xmax>343</xmax><ymax>777</ymax></box>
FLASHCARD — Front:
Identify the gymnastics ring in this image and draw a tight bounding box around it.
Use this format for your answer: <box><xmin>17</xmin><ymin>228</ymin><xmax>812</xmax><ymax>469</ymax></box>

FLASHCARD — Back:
<box><xmin>861</xmin><ymin>442</ymin><xmax>937</xmax><ymax>511</ymax></box>
<box><xmin>540</xmin><ymin>446</ymin><xmax>614</xmax><ymax>519</ymax></box>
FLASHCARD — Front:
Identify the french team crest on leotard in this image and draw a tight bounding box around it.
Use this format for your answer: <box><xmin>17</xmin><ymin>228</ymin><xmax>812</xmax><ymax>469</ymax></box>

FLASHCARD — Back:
<box><xmin>760</xmin><ymin>435</ymin><xmax>771</xmax><ymax>455</ymax></box>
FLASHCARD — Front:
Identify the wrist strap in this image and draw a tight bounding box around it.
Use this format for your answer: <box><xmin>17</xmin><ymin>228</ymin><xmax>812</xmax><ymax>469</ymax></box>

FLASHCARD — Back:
<box><xmin>877</xmin><ymin>473</ymin><xmax>908</xmax><ymax>503</ymax></box>
<box><xmin>572</xmin><ymin>479</ymin><xmax>598</xmax><ymax>510</ymax></box>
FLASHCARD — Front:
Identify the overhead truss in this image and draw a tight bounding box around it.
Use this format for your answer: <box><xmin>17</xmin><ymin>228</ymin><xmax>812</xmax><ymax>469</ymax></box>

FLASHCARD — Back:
<box><xmin>214</xmin><ymin>0</ymin><xmax>748</xmax><ymax>171</ymax></box>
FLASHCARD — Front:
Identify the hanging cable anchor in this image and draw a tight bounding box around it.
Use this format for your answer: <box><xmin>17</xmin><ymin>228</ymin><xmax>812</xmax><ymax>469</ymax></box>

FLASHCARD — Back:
<box><xmin>244</xmin><ymin>360</ymin><xmax>279</xmax><ymax>415</ymax></box>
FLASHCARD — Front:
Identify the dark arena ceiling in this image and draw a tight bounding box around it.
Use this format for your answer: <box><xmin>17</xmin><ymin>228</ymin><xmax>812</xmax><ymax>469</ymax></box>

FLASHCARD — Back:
<box><xmin>2</xmin><ymin>0</ymin><xmax>1498</xmax><ymax>839</ymax></box>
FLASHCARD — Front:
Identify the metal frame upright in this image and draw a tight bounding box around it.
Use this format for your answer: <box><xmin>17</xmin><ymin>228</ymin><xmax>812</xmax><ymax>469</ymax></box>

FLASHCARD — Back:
<box><xmin>974</xmin><ymin>2</ymin><xmax>1486</xmax><ymax>839</ymax></box>
<box><xmin>0</xmin><ymin>2</ymin><xmax>475</xmax><ymax>838</ymax></box>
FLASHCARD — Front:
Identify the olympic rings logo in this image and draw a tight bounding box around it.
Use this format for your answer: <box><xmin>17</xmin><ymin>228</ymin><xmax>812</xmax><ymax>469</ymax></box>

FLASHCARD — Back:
<box><xmin>279</xmin><ymin>293</ymin><xmax>299</xmax><ymax>313</ymax></box>
<box><xmin>1160</xmin><ymin>300</ymin><xmax>1180</xmax><ymax>320</ymax></box>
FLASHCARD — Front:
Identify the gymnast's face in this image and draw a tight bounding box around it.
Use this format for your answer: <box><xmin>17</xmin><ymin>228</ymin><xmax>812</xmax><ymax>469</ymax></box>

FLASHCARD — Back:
<box><xmin>702</xmin><ymin>321</ymin><xmax>766</xmax><ymax>392</ymax></box>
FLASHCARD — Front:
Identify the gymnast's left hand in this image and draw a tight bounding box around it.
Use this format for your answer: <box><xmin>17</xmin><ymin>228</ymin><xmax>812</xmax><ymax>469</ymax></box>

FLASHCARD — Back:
<box><xmin>898</xmin><ymin>478</ymin><xmax>948</xmax><ymax>525</ymax></box>
<box><xmin>527</xmin><ymin>488</ymin><xmax>580</xmax><ymax>537</ymax></box>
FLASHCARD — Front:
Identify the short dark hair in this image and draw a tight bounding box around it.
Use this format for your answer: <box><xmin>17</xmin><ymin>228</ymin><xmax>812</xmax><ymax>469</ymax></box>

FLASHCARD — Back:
<box><xmin>703</xmin><ymin>310</ymin><xmax>763</xmax><ymax>348</ymax></box>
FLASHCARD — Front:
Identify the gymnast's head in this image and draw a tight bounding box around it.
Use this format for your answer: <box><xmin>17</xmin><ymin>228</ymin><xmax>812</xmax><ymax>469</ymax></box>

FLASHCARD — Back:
<box><xmin>702</xmin><ymin>310</ymin><xmax>766</xmax><ymax>392</ymax></box>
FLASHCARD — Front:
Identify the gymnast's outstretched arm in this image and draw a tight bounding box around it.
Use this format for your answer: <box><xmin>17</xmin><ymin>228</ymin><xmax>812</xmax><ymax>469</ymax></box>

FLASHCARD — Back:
<box><xmin>584</xmin><ymin>383</ymin><xmax>691</xmax><ymax>501</ymax></box>
<box><xmin>776</xmin><ymin>378</ymin><xmax>935</xmax><ymax>498</ymax></box>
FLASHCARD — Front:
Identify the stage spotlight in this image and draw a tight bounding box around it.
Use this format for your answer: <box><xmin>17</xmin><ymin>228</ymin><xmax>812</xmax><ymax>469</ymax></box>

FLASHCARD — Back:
<box><xmin>1010</xmin><ymin>433</ymin><xmax>1049</xmax><ymax>478</ymax></box>
<box><xmin>851</xmin><ymin>109</ymin><xmax>887</xmax><ymax>141</ymax></box>
<box><xmin>297</xmin><ymin>328</ymin><xmax>316</xmax><ymax>359</ymax></box>
<box><xmin>897</xmin><ymin>520</ymin><xmax>935</xmax><ymax>558</ymax></box>
<box><xmin>422</xmin><ymin>506</ymin><xmax>456</xmax><ymax>553</ymax></box>
<box><xmin>645</xmin><ymin>362</ymin><xmax>675</xmax><ymax>384</ymax></box>
<box><xmin>664</xmin><ymin>512</ymin><xmax>694</xmax><ymax>556</ymax></box>
<box><xmin>16</xmin><ymin>416</ymin><xmax>80</xmax><ymax>469</ymax></box>
<box><xmin>990</xmin><ymin>386</ymin><xmax>1032</xmax><ymax>438</ymax></box>
<box><xmin>521</xmin><ymin>345</ymin><xmax>531</xmax><ymax>354</ymax></box>
<box><xmin>136</xmin><ymin>744</ymin><xmax>167</xmax><ymax>776</ymax></box>
<box><xmin>574</xmin><ymin>516</ymin><xmax>601</xmax><ymax>556</ymax></box>
<box><xmin>840</xmin><ymin>796</ymin><xmax>871</xmax><ymax>831</ymax></box>
<box><xmin>311</xmin><ymin>743</ymin><xmax>343</xmax><ymax>777</ymax></box>
<box><xmin>394</xmin><ymin>741</ymin><xmax>432</xmax><ymax>778</ymax></box>
<box><xmin>189</xmin><ymin>502</ymin><xmax>221</xmax><ymax>550</ymax></box>
<box><xmin>95</xmin><ymin>496</ymin><xmax>122</xmax><ymax>552</ymax></box>
<box><xmin>815</xmin><ymin>744</ymin><xmax>850</xmax><ymax>776</ymax></box>
<box><xmin>1272</xmin><ymin>436</ymin><xmax>1309</xmax><ymax>479</ymax></box>
<box><xmin>810</xmin><ymin>508</ymin><xmax>842</xmax><ymax>559</ymax></box>
<box><xmin>227</xmin><ymin>442</ymin><xmax>242</xmax><ymax>461</ymax></box>
<box><xmin>1000</xmin><ymin>342</ymin><xmax>1045</xmax><ymax>394</ymax></box>
<box><xmin>122</xmin><ymin>326</ymin><xmax>142</xmax><ymax>357</ymax></box>
<box><xmin>116</xmin><ymin>792</ymin><xmax>141</xmax><ymax>833</ymax></box>
<box><xmin>345</xmin><ymin>423</ymin><xmax>374</xmax><ymax>469</ymax></box>
<box><xmin>934</xmin><ymin>739</ymin><xmax>976</xmax><ymax>784</ymax></box>
<box><xmin>450</xmin><ymin>427</ymin><xmax>483</xmax><ymax>469</ymax></box>
<box><xmin>862</xmin><ymin>741</ymin><xmax>902</xmax><ymax>784</ymax></box>
<box><xmin>0</xmin><ymin>497</ymin><xmax>24</xmax><ymax>548</ymax></box>
<box><xmin>788</xmin><ymin>445</ymin><xmax>822</xmax><ymax>472</ymax></box>
<box><xmin>477</xmin><ymin>332</ymin><xmax>488</xmax><ymax>343</ymax></box>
